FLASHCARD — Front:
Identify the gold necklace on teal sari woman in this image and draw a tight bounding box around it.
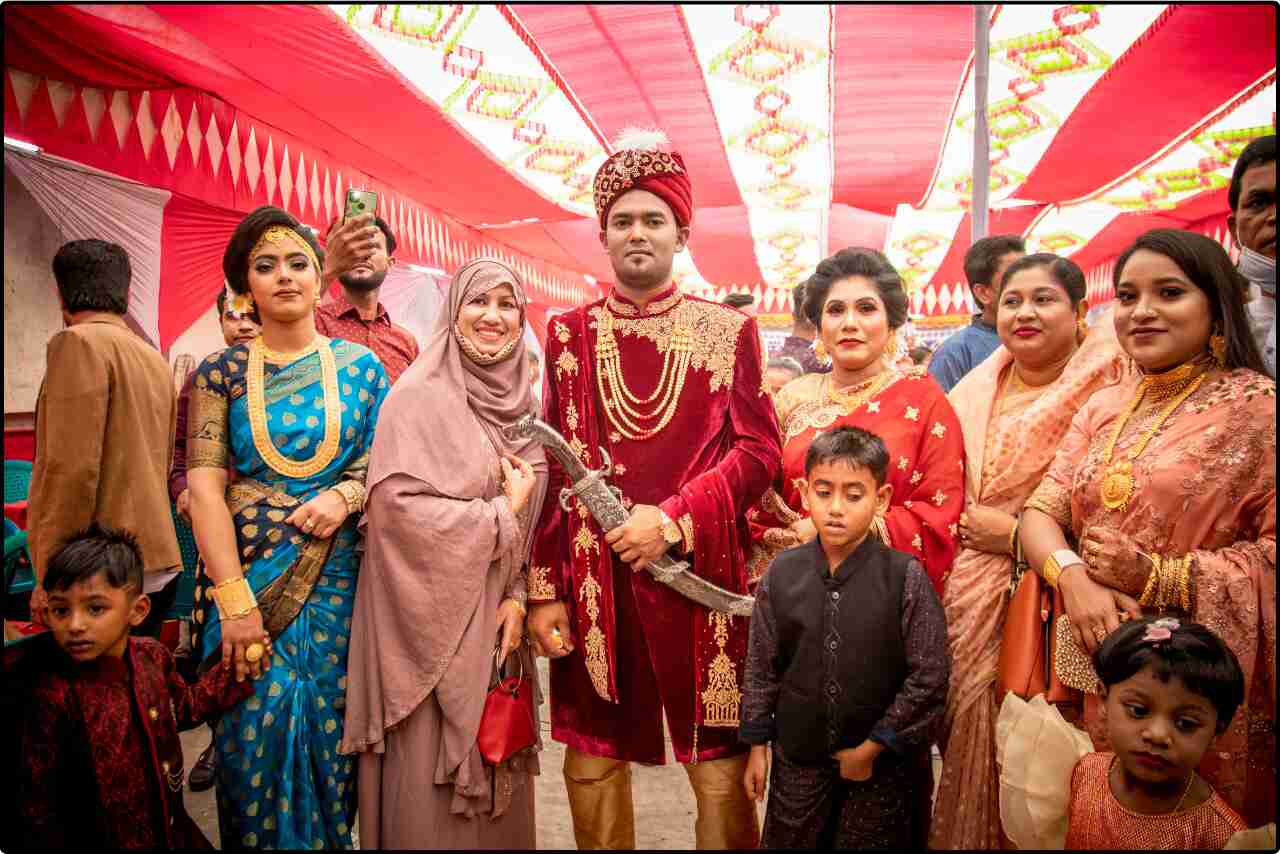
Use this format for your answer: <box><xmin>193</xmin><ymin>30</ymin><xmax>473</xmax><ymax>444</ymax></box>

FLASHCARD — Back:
<box><xmin>186</xmin><ymin>206</ymin><xmax>390</xmax><ymax>850</ymax></box>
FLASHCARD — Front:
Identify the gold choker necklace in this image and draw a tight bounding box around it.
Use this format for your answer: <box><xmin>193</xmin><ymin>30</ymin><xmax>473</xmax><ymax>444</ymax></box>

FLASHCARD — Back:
<box><xmin>824</xmin><ymin>371</ymin><xmax>894</xmax><ymax>412</ymax></box>
<box><xmin>1139</xmin><ymin>360</ymin><xmax>1202</xmax><ymax>403</ymax></box>
<box><xmin>258</xmin><ymin>338</ymin><xmax>320</xmax><ymax>364</ymax></box>
<box><xmin>454</xmin><ymin>324</ymin><xmax>518</xmax><ymax>365</ymax></box>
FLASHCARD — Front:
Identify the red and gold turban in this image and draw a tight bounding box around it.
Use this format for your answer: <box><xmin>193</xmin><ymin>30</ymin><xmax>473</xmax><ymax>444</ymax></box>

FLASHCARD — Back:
<box><xmin>592</xmin><ymin>128</ymin><xmax>693</xmax><ymax>229</ymax></box>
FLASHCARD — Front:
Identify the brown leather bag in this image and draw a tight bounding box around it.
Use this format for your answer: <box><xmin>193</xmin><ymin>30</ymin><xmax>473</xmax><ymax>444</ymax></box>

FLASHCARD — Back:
<box><xmin>997</xmin><ymin>566</ymin><xmax>1053</xmax><ymax>701</ymax></box>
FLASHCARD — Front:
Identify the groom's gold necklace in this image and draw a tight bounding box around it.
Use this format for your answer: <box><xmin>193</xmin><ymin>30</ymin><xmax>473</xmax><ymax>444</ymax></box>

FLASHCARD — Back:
<box><xmin>595</xmin><ymin>307</ymin><xmax>694</xmax><ymax>441</ymax></box>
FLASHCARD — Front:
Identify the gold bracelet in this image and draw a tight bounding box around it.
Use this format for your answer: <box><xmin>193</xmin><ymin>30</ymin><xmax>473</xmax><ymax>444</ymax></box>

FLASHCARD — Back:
<box><xmin>1007</xmin><ymin>518</ymin><xmax>1020</xmax><ymax>558</ymax></box>
<box><xmin>507</xmin><ymin>596</ymin><xmax>527</xmax><ymax>619</ymax></box>
<box><xmin>1179</xmin><ymin>554</ymin><xmax>1192</xmax><ymax>612</ymax></box>
<box><xmin>211</xmin><ymin>576</ymin><xmax>258</xmax><ymax>620</ymax></box>
<box><xmin>1138</xmin><ymin>553</ymin><xmax>1161</xmax><ymax>606</ymax></box>
<box><xmin>1042</xmin><ymin>553</ymin><xmax>1063</xmax><ymax>590</ymax></box>
<box><xmin>1156</xmin><ymin>555</ymin><xmax>1180</xmax><ymax>610</ymax></box>
<box><xmin>331</xmin><ymin>480</ymin><xmax>367</xmax><ymax>514</ymax></box>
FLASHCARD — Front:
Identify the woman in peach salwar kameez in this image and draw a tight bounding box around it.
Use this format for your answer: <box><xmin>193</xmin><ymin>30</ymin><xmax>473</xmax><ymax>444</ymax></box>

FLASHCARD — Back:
<box><xmin>928</xmin><ymin>255</ymin><xmax>1127</xmax><ymax>849</ymax></box>
<box><xmin>1021</xmin><ymin>230</ymin><xmax>1276</xmax><ymax>828</ymax></box>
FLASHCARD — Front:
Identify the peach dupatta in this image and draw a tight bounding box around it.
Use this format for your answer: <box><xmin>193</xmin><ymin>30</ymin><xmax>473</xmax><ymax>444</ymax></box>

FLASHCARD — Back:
<box><xmin>929</xmin><ymin>313</ymin><xmax>1126</xmax><ymax>849</ymax></box>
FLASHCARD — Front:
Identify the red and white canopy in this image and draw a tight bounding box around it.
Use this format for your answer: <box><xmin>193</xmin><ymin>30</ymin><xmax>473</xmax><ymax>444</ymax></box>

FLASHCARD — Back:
<box><xmin>4</xmin><ymin>3</ymin><xmax>1276</xmax><ymax>338</ymax></box>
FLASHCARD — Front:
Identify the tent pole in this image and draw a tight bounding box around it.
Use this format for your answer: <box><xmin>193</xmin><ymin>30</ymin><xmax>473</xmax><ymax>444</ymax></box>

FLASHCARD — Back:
<box><xmin>972</xmin><ymin>4</ymin><xmax>991</xmax><ymax>243</ymax></box>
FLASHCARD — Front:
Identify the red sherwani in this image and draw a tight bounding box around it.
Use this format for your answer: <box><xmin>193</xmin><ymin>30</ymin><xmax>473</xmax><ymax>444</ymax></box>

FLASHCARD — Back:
<box><xmin>19</xmin><ymin>636</ymin><xmax>254</xmax><ymax>849</ymax></box>
<box><xmin>529</xmin><ymin>285</ymin><xmax>782</xmax><ymax>764</ymax></box>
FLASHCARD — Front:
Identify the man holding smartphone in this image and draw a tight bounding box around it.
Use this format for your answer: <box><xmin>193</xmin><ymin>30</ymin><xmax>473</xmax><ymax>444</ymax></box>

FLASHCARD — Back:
<box><xmin>318</xmin><ymin>203</ymin><xmax>419</xmax><ymax>383</ymax></box>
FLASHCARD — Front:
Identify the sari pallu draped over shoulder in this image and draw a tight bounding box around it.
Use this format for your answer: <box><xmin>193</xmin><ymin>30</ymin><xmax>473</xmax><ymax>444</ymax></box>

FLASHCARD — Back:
<box><xmin>186</xmin><ymin>337</ymin><xmax>388</xmax><ymax>850</ymax></box>
<box><xmin>928</xmin><ymin>315</ymin><xmax>1127</xmax><ymax>850</ymax></box>
<box><xmin>340</xmin><ymin>258</ymin><xmax>547</xmax><ymax>820</ymax></box>
<box><xmin>1025</xmin><ymin>364</ymin><xmax>1276</xmax><ymax>827</ymax></box>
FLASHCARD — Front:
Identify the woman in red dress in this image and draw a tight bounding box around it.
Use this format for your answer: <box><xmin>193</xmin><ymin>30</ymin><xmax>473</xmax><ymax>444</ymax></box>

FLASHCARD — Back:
<box><xmin>748</xmin><ymin>247</ymin><xmax>965</xmax><ymax>595</ymax></box>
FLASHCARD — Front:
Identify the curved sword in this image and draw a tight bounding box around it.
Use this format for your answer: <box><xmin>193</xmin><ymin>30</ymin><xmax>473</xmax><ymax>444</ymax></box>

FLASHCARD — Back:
<box><xmin>502</xmin><ymin>414</ymin><xmax>754</xmax><ymax>617</ymax></box>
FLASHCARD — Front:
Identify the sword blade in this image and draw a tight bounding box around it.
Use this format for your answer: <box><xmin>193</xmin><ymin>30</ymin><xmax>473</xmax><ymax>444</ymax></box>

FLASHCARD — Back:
<box><xmin>505</xmin><ymin>415</ymin><xmax>754</xmax><ymax>616</ymax></box>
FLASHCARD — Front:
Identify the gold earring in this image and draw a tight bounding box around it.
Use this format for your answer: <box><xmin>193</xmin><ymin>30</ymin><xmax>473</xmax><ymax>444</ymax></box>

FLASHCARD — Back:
<box><xmin>1210</xmin><ymin>331</ymin><xmax>1227</xmax><ymax>368</ymax></box>
<box><xmin>814</xmin><ymin>340</ymin><xmax>830</xmax><ymax>364</ymax></box>
<box><xmin>1077</xmin><ymin>317</ymin><xmax>1089</xmax><ymax>342</ymax></box>
<box><xmin>884</xmin><ymin>333</ymin><xmax>899</xmax><ymax>359</ymax></box>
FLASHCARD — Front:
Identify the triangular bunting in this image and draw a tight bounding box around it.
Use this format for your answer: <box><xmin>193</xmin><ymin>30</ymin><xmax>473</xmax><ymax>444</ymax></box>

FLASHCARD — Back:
<box><xmin>262</xmin><ymin>136</ymin><xmax>278</xmax><ymax>204</ymax></box>
<box><xmin>206</xmin><ymin>113</ymin><xmax>224</xmax><ymax>177</ymax></box>
<box><xmin>10</xmin><ymin>70</ymin><xmax>39</xmax><ymax>122</ymax></box>
<box><xmin>226</xmin><ymin>119</ymin><xmax>243</xmax><ymax>188</ymax></box>
<box><xmin>45</xmin><ymin>79</ymin><xmax>76</xmax><ymax>128</ymax></box>
<box><xmin>184</xmin><ymin>102</ymin><xmax>203</xmax><ymax>168</ymax></box>
<box><xmin>135</xmin><ymin>91</ymin><xmax>158</xmax><ymax>159</ymax></box>
<box><xmin>244</xmin><ymin>126</ymin><xmax>261</xmax><ymax>194</ymax></box>
<box><xmin>81</xmin><ymin>87</ymin><xmax>107</xmax><ymax>142</ymax></box>
<box><xmin>159</xmin><ymin>94</ymin><xmax>184</xmax><ymax>170</ymax></box>
<box><xmin>278</xmin><ymin>143</ymin><xmax>294</xmax><ymax>211</ymax></box>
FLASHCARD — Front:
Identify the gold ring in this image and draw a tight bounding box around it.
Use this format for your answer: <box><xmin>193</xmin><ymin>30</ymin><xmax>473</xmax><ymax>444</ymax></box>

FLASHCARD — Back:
<box><xmin>1092</xmin><ymin>626</ymin><xmax>1108</xmax><ymax>642</ymax></box>
<box><xmin>245</xmin><ymin>642</ymin><xmax>265</xmax><ymax>663</ymax></box>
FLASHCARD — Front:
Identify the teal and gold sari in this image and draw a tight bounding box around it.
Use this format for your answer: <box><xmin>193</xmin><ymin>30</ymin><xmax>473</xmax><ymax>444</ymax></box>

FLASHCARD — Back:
<box><xmin>188</xmin><ymin>336</ymin><xmax>387</xmax><ymax>850</ymax></box>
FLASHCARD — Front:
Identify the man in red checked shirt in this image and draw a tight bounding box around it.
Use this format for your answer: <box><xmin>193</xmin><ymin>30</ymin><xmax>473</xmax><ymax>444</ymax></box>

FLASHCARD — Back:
<box><xmin>317</xmin><ymin>213</ymin><xmax>419</xmax><ymax>383</ymax></box>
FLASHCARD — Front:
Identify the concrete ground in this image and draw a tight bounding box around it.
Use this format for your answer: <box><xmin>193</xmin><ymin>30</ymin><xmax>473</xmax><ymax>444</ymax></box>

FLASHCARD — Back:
<box><xmin>182</xmin><ymin>658</ymin><xmax>941</xmax><ymax>849</ymax></box>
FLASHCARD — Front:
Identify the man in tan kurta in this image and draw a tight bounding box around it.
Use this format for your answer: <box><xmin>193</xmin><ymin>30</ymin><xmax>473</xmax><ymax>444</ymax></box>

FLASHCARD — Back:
<box><xmin>27</xmin><ymin>239</ymin><xmax>180</xmax><ymax>635</ymax></box>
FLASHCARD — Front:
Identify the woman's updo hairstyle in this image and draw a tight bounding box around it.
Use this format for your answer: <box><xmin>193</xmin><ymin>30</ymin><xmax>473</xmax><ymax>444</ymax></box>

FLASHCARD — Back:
<box><xmin>222</xmin><ymin>205</ymin><xmax>326</xmax><ymax>295</ymax></box>
<box><xmin>998</xmin><ymin>252</ymin><xmax>1087</xmax><ymax>305</ymax></box>
<box><xmin>802</xmin><ymin>247</ymin><xmax>910</xmax><ymax>330</ymax></box>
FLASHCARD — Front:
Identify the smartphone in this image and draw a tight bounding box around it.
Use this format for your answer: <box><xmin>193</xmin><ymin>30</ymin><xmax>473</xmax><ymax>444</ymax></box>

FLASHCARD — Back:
<box><xmin>344</xmin><ymin>188</ymin><xmax>379</xmax><ymax>222</ymax></box>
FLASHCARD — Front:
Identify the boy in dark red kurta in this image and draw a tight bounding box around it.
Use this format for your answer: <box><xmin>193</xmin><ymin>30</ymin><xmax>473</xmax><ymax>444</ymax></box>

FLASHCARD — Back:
<box><xmin>18</xmin><ymin>524</ymin><xmax>254</xmax><ymax>849</ymax></box>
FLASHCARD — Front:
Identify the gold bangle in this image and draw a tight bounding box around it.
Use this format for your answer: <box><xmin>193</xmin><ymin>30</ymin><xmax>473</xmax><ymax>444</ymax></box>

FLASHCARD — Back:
<box><xmin>1042</xmin><ymin>553</ymin><xmax>1062</xmax><ymax>590</ymax></box>
<box><xmin>1007</xmin><ymin>518</ymin><xmax>1020</xmax><ymax>558</ymax></box>
<box><xmin>1138</xmin><ymin>553</ymin><xmax>1160</xmax><ymax>606</ymax></box>
<box><xmin>507</xmin><ymin>597</ymin><xmax>527</xmax><ymax>619</ymax></box>
<box><xmin>211</xmin><ymin>575</ymin><xmax>258</xmax><ymax>620</ymax></box>
<box><xmin>1156</xmin><ymin>554</ymin><xmax>1180</xmax><ymax>610</ymax></box>
<box><xmin>1179</xmin><ymin>554</ymin><xmax>1192</xmax><ymax>612</ymax></box>
<box><xmin>331</xmin><ymin>480</ymin><xmax>366</xmax><ymax>514</ymax></box>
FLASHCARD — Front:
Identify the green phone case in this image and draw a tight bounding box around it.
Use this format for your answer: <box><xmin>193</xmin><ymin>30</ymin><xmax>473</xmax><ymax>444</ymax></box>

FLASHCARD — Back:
<box><xmin>345</xmin><ymin>188</ymin><xmax>378</xmax><ymax>221</ymax></box>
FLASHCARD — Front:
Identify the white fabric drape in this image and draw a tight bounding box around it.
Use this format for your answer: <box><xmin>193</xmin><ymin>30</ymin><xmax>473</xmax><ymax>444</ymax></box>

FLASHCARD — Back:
<box><xmin>376</xmin><ymin>263</ymin><xmax>446</xmax><ymax>349</ymax></box>
<box><xmin>5</xmin><ymin>149</ymin><xmax>169</xmax><ymax>347</ymax></box>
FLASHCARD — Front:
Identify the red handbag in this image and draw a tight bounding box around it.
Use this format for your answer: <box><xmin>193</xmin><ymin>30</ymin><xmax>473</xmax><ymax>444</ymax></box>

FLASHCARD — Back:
<box><xmin>476</xmin><ymin>646</ymin><xmax>537</xmax><ymax>766</ymax></box>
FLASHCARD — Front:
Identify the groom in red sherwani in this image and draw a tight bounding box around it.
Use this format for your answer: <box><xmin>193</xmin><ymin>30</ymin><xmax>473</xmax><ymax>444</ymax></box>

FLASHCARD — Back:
<box><xmin>526</xmin><ymin>129</ymin><xmax>782</xmax><ymax>850</ymax></box>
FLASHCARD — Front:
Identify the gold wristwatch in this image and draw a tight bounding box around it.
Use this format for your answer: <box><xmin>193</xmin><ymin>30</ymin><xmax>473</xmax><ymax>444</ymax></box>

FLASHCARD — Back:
<box><xmin>659</xmin><ymin>510</ymin><xmax>683</xmax><ymax>548</ymax></box>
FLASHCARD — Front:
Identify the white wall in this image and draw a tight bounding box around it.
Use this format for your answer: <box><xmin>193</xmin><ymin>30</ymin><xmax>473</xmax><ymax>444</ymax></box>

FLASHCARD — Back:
<box><xmin>3</xmin><ymin>164</ymin><xmax>66</xmax><ymax>414</ymax></box>
<box><xmin>168</xmin><ymin>301</ymin><xmax>225</xmax><ymax>369</ymax></box>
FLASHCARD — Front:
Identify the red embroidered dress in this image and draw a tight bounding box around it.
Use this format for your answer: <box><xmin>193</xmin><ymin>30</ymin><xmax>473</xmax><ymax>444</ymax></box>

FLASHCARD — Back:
<box><xmin>748</xmin><ymin>369</ymin><xmax>965</xmax><ymax>594</ymax></box>
<box><xmin>528</xmin><ymin>284</ymin><xmax>782</xmax><ymax>764</ymax></box>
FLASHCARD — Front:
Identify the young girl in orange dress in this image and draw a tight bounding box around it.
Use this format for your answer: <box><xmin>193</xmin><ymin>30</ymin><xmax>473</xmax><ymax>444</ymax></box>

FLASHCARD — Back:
<box><xmin>997</xmin><ymin>617</ymin><xmax>1248</xmax><ymax>850</ymax></box>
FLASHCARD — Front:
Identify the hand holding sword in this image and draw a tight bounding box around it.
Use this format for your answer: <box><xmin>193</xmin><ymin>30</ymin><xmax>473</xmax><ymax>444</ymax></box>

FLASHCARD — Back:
<box><xmin>503</xmin><ymin>415</ymin><xmax>754</xmax><ymax>642</ymax></box>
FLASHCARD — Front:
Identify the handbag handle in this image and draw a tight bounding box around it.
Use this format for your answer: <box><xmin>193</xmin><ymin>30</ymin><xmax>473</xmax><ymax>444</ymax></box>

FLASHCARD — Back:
<box><xmin>490</xmin><ymin>643</ymin><xmax>525</xmax><ymax>694</ymax></box>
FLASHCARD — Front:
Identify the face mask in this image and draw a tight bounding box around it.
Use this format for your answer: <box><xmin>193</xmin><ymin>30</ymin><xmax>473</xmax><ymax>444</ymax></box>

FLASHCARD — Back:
<box><xmin>1238</xmin><ymin>246</ymin><xmax>1275</xmax><ymax>296</ymax></box>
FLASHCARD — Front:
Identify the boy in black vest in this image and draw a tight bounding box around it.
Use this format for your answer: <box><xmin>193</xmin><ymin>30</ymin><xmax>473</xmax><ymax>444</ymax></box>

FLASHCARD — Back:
<box><xmin>740</xmin><ymin>427</ymin><xmax>949</xmax><ymax>849</ymax></box>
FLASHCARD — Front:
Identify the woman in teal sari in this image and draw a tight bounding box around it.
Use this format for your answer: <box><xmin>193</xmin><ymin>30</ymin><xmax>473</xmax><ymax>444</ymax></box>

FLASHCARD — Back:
<box><xmin>187</xmin><ymin>205</ymin><xmax>388</xmax><ymax>849</ymax></box>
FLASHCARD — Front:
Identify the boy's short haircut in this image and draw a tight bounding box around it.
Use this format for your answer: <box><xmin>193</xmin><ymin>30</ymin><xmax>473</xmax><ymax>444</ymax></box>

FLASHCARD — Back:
<box><xmin>803</xmin><ymin>426</ymin><xmax>889</xmax><ymax>485</ymax></box>
<box><xmin>1094</xmin><ymin>617</ymin><xmax>1245</xmax><ymax>734</ymax></box>
<box><xmin>42</xmin><ymin>523</ymin><xmax>145</xmax><ymax>594</ymax></box>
